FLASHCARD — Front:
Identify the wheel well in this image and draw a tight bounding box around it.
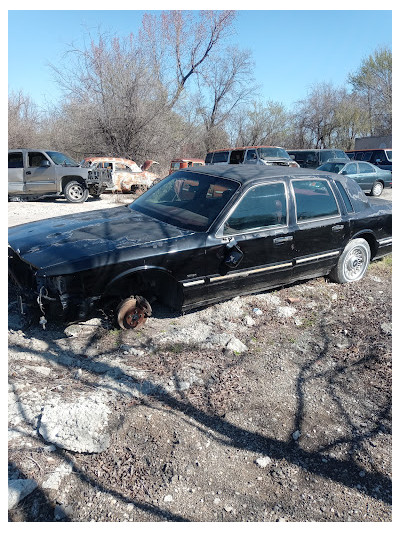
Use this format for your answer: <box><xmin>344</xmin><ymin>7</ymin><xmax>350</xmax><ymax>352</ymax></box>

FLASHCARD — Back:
<box><xmin>353</xmin><ymin>232</ymin><xmax>378</xmax><ymax>259</ymax></box>
<box><xmin>102</xmin><ymin>269</ymin><xmax>183</xmax><ymax>310</ymax></box>
<box><xmin>61</xmin><ymin>176</ymin><xmax>86</xmax><ymax>190</ymax></box>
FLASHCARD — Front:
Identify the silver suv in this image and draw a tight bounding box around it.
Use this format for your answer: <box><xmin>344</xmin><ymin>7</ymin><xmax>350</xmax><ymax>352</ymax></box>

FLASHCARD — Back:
<box><xmin>8</xmin><ymin>149</ymin><xmax>112</xmax><ymax>202</ymax></box>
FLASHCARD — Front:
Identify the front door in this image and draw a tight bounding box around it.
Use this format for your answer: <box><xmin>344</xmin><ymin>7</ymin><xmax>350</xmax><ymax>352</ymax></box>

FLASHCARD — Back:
<box><xmin>205</xmin><ymin>180</ymin><xmax>295</xmax><ymax>303</ymax></box>
<box><xmin>25</xmin><ymin>151</ymin><xmax>57</xmax><ymax>193</ymax></box>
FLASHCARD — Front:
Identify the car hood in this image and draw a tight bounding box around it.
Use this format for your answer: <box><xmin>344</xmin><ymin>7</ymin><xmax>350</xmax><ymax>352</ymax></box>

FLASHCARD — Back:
<box><xmin>8</xmin><ymin>206</ymin><xmax>195</xmax><ymax>275</ymax></box>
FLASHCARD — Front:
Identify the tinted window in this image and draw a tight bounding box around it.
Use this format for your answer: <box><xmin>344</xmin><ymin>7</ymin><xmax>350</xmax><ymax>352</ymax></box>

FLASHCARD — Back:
<box><xmin>8</xmin><ymin>152</ymin><xmax>23</xmax><ymax>168</ymax></box>
<box><xmin>224</xmin><ymin>182</ymin><xmax>287</xmax><ymax>234</ymax></box>
<box><xmin>213</xmin><ymin>151</ymin><xmax>230</xmax><ymax>163</ymax></box>
<box><xmin>335</xmin><ymin>181</ymin><xmax>354</xmax><ymax>212</ymax></box>
<box><xmin>293</xmin><ymin>179</ymin><xmax>339</xmax><ymax>221</ymax></box>
<box><xmin>205</xmin><ymin>153</ymin><xmax>213</xmax><ymax>164</ymax></box>
<box><xmin>358</xmin><ymin>162</ymin><xmax>374</xmax><ymax>174</ymax></box>
<box><xmin>361</xmin><ymin>152</ymin><xmax>372</xmax><ymax>162</ymax></box>
<box><xmin>229</xmin><ymin>150</ymin><xmax>245</xmax><ymax>164</ymax></box>
<box><xmin>28</xmin><ymin>152</ymin><xmax>49</xmax><ymax>167</ymax></box>
<box><xmin>386</xmin><ymin>150</ymin><xmax>392</xmax><ymax>161</ymax></box>
<box><xmin>288</xmin><ymin>151</ymin><xmax>318</xmax><ymax>165</ymax></box>
<box><xmin>319</xmin><ymin>150</ymin><xmax>336</xmax><ymax>163</ymax></box>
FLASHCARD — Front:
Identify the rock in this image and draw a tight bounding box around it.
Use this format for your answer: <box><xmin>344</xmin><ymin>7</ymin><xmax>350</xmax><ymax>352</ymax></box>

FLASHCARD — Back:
<box><xmin>253</xmin><ymin>308</ymin><xmax>263</xmax><ymax>316</ymax></box>
<box><xmin>8</xmin><ymin>478</ymin><xmax>37</xmax><ymax>510</ymax></box>
<box><xmin>256</xmin><ymin>456</ymin><xmax>272</xmax><ymax>468</ymax></box>
<box><xmin>164</xmin><ymin>494</ymin><xmax>173</xmax><ymax>502</ymax></box>
<box><xmin>39</xmin><ymin>397</ymin><xmax>112</xmax><ymax>453</ymax></box>
<box><xmin>292</xmin><ymin>430</ymin><xmax>301</xmax><ymax>441</ymax></box>
<box><xmin>277</xmin><ymin>306</ymin><xmax>297</xmax><ymax>318</ymax></box>
<box><xmin>42</xmin><ymin>462</ymin><xmax>73</xmax><ymax>490</ymax></box>
<box><xmin>380</xmin><ymin>322</ymin><xmax>392</xmax><ymax>335</ymax></box>
<box><xmin>64</xmin><ymin>318</ymin><xmax>103</xmax><ymax>337</ymax></box>
<box><xmin>225</xmin><ymin>337</ymin><xmax>247</xmax><ymax>353</ymax></box>
<box><xmin>244</xmin><ymin>315</ymin><xmax>256</xmax><ymax>327</ymax></box>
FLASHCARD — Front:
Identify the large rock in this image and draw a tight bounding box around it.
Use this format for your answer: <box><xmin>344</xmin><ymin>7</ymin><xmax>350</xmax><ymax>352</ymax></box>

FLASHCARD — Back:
<box><xmin>8</xmin><ymin>479</ymin><xmax>37</xmax><ymax>510</ymax></box>
<box><xmin>39</xmin><ymin>397</ymin><xmax>112</xmax><ymax>453</ymax></box>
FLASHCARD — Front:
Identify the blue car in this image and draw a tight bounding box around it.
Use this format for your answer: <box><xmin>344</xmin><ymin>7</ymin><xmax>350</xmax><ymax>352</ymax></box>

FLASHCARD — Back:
<box><xmin>317</xmin><ymin>159</ymin><xmax>392</xmax><ymax>196</ymax></box>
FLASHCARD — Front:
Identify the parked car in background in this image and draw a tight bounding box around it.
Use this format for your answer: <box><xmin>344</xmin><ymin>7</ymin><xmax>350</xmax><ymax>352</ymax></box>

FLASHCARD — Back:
<box><xmin>317</xmin><ymin>159</ymin><xmax>392</xmax><ymax>196</ymax></box>
<box><xmin>287</xmin><ymin>149</ymin><xmax>349</xmax><ymax>169</ymax></box>
<box><xmin>205</xmin><ymin>146</ymin><xmax>299</xmax><ymax>168</ymax></box>
<box><xmin>8</xmin><ymin>149</ymin><xmax>112</xmax><ymax>202</ymax></box>
<box><xmin>169</xmin><ymin>158</ymin><xmax>205</xmax><ymax>174</ymax></box>
<box><xmin>81</xmin><ymin>157</ymin><xmax>159</xmax><ymax>193</ymax></box>
<box><xmin>9</xmin><ymin>165</ymin><xmax>391</xmax><ymax>330</ymax></box>
<box><xmin>345</xmin><ymin>148</ymin><xmax>392</xmax><ymax>173</ymax></box>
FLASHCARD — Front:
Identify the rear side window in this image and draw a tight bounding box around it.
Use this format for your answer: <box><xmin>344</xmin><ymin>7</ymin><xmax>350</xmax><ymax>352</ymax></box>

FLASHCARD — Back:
<box><xmin>213</xmin><ymin>151</ymin><xmax>230</xmax><ymax>163</ymax></box>
<box><xmin>335</xmin><ymin>181</ymin><xmax>354</xmax><ymax>212</ymax></box>
<box><xmin>293</xmin><ymin>179</ymin><xmax>339</xmax><ymax>222</ymax></box>
<box><xmin>8</xmin><ymin>152</ymin><xmax>23</xmax><ymax>168</ymax></box>
<box><xmin>359</xmin><ymin>162</ymin><xmax>374</xmax><ymax>174</ymax></box>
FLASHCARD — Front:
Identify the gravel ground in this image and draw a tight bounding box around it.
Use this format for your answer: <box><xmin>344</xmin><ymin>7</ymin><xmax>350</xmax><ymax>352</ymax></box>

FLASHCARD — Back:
<box><xmin>8</xmin><ymin>190</ymin><xmax>392</xmax><ymax>522</ymax></box>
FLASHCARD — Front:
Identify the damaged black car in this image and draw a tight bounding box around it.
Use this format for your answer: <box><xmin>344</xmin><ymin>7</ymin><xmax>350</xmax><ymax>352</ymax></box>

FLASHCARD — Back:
<box><xmin>8</xmin><ymin>166</ymin><xmax>392</xmax><ymax>329</ymax></box>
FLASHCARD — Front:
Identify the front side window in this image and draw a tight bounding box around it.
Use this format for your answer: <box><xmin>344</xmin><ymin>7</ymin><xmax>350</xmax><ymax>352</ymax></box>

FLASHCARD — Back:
<box><xmin>344</xmin><ymin>163</ymin><xmax>357</xmax><ymax>174</ymax></box>
<box><xmin>8</xmin><ymin>152</ymin><xmax>23</xmax><ymax>168</ymax></box>
<box><xmin>293</xmin><ymin>179</ymin><xmax>339</xmax><ymax>222</ymax></box>
<box><xmin>131</xmin><ymin>171</ymin><xmax>239</xmax><ymax>231</ymax></box>
<box><xmin>28</xmin><ymin>152</ymin><xmax>50</xmax><ymax>167</ymax></box>
<box><xmin>223</xmin><ymin>182</ymin><xmax>287</xmax><ymax>235</ymax></box>
<box><xmin>245</xmin><ymin>149</ymin><xmax>257</xmax><ymax>161</ymax></box>
<box><xmin>205</xmin><ymin>153</ymin><xmax>213</xmax><ymax>164</ymax></box>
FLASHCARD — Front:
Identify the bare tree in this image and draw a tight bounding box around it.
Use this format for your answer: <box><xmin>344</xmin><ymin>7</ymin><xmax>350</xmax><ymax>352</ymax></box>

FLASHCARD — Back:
<box><xmin>8</xmin><ymin>90</ymin><xmax>41</xmax><ymax>148</ymax></box>
<box><xmin>194</xmin><ymin>46</ymin><xmax>257</xmax><ymax>151</ymax></box>
<box><xmin>348</xmin><ymin>46</ymin><xmax>392</xmax><ymax>135</ymax></box>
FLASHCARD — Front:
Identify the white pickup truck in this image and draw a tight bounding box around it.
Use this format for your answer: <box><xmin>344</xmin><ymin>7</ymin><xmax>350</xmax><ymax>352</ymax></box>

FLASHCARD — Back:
<box><xmin>8</xmin><ymin>149</ymin><xmax>112</xmax><ymax>203</ymax></box>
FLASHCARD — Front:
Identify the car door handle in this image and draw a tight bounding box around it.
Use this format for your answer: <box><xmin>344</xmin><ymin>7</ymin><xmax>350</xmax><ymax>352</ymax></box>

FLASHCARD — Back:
<box><xmin>273</xmin><ymin>236</ymin><xmax>293</xmax><ymax>244</ymax></box>
<box><xmin>332</xmin><ymin>225</ymin><xmax>344</xmax><ymax>232</ymax></box>
<box><xmin>25</xmin><ymin>171</ymin><xmax>31</xmax><ymax>175</ymax></box>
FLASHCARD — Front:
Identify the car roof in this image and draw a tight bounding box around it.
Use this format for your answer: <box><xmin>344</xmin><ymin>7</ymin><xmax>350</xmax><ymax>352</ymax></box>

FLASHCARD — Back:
<box><xmin>287</xmin><ymin>148</ymin><xmax>343</xmax><ymax>152</ymax></box>
<box><xmin>320</xmin><ymin>158</ymin><xmax>349</xmax><ymax>163</ymax></box>
<box><xmin>345</xmin><ymin>148</ymin><xmax>392</xmax><ymax>152</ymax></box>
<box><xmin>177</xmin><ymin>164</ymin><xmax>343</xmax><ymax>186</ymax></box>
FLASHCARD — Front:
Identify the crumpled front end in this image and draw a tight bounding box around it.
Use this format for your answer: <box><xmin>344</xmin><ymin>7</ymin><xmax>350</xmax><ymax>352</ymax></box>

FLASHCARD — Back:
<box><xmin>112</xmin><ymin>170</ymin><xmax>158</xmax><ymax>193</ymax></box>
<box><xmin>8</xmin><ymin>247</ymin><xmax>100</xmax><ymax>326</ymax></box>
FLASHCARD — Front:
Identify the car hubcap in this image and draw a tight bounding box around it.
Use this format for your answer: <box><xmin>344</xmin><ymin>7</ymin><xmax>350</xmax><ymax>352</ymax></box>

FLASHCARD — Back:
<box><xmin>345</xmin><ymin>247</ymin><xmax>367</xmax><ymax>280</ymax></box>
<box><xmin>373</xmin><ymin>183</ymin><xmax>383</xmax><ymax>195</ymax></box>
<box><xmin>70</xmin><ymin>185</ymin><xmax>83</xmax><ymax>199</ymax></box>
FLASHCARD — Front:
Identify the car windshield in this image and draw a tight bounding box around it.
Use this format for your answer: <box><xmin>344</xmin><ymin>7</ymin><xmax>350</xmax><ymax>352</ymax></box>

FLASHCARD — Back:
<box><xmin>319</xmin><ymin>150</ymin><xmax>336</xmax><ymax>163</ymax></box>
<box><xmin>257</xmin><ymin>147</ymin><xmax>290</xmax><ymax>160</ymax></box>
<box><xmin>318</xmin><ymin>162</ymin><xmax>346</xmax><ymax>173</ymax></box>
<box><xmin>45</xmin><ymin>151</ymin><xmax>79</xmax><ymax>166</ymax></box>
<box><xmin>130</xmin><ymin>171</ymin><xmax>240</xmax><ymax>231</ymax></box>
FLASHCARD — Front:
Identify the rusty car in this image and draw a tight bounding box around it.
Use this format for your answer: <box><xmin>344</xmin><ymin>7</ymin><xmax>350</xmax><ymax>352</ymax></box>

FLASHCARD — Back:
<box><xmin>80</xmin><ymin>156</ymin><xmax>159</xmax><ymax>193</ymax></box>
<box><xmin>8</xmin><ymin>166</ymin><xmax>392</xmax><ymax>330</ymax></box>
<box><xmin>169</xmin><ymin>158</ymin><xmax>205</xmax><ymax>174</ymax></box>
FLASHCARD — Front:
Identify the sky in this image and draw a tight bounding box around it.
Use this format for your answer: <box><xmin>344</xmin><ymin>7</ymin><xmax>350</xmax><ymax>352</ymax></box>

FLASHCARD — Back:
<box><xmin>7</xmin><ymin>4</ymin><xmax>393</xmax><ymax>112</ymax></box>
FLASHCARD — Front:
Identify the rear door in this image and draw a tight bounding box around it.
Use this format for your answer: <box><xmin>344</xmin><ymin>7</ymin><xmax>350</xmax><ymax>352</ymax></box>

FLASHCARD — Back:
<box><xmin>8</xmin><ymin>151</ymin><xmax>25</xmax><ymax>194</ymax></box>
<box><xmin>25</xmin><ymin>151</ymin><xmax>57</xmax><ymax>193</ymax></box>
<box><xmin>358</xmin><ymin>162</ymin><xmax>376</xmax><ymax>190</ymax></box>
<box><xmin>290</xmin><ymin>177</ymin><xmax>348</xmax><ymax>280</ymax></box>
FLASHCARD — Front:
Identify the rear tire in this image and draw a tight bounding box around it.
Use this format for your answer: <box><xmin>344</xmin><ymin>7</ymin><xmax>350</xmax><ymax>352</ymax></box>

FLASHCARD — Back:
<box><xmin>371</xmin><ymin>181</ymin><xmax>383</xmax><ymax>196</ymax></box>
<box><xmin>329</xmin><ymin>238</ymin><xmax>371</xmax><ymax>283</ymax></box>
<box><xmin>63</xmin><ymin>181</ymin><xmax>89</xmax><ymax>203</ymax></box>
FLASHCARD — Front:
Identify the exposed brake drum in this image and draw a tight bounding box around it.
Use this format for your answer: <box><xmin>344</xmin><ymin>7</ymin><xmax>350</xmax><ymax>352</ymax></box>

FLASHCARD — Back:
<box><xmin>116</xmin><ymin>295</ymin><xmax>152</xmax><ymax>329</ymax></box>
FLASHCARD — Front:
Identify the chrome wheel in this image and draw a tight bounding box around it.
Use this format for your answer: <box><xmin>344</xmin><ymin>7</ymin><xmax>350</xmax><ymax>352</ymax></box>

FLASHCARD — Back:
<box><xmin>343</xmin><ymin>246</ymin><xmax>369</xmax><ymax>281</ymax></box>
<box><xmin>69</xmin><ymin>184</ymin><xmax>84</xmax><ymax>200</ymax></box>
<box><xmin>371</xmin><ymin>181</ymin><xmax>383</xmax><ymax>196</ymax></box>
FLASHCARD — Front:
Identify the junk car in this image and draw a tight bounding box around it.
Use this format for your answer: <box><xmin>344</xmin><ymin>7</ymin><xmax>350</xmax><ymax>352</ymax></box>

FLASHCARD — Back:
<box><xmin>8</xmin><ymin>166</ymin><xmax>392</xmax><ymax>329</ymax></box>
<box><xmin>205</xmin><ymin>146</ymin><xmax>300</xmax><ymax>168</ymax></box>
<box><xmin>81</xmin><ymin>157</ymin><xmax>158</xmax><ymax>193</ymax></box>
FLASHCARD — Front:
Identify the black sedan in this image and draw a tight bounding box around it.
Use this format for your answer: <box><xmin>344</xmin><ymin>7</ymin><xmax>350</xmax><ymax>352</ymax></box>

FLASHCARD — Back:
<box><xmin>317</xmin><ymin>159</ymin><xmax>392</xmax><ymax>196</ymax></box>
<box><xmin>8</xmin><ymin>166</ymin><xmax>392</xmax><ymax>329</ymax></box>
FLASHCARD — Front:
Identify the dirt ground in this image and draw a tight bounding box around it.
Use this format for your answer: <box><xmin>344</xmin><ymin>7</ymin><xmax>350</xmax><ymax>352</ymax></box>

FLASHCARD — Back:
<box><xmin>8</xmin><ymin>191</ymin><xmax>392</xmax><ymax>522</ymax></box>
